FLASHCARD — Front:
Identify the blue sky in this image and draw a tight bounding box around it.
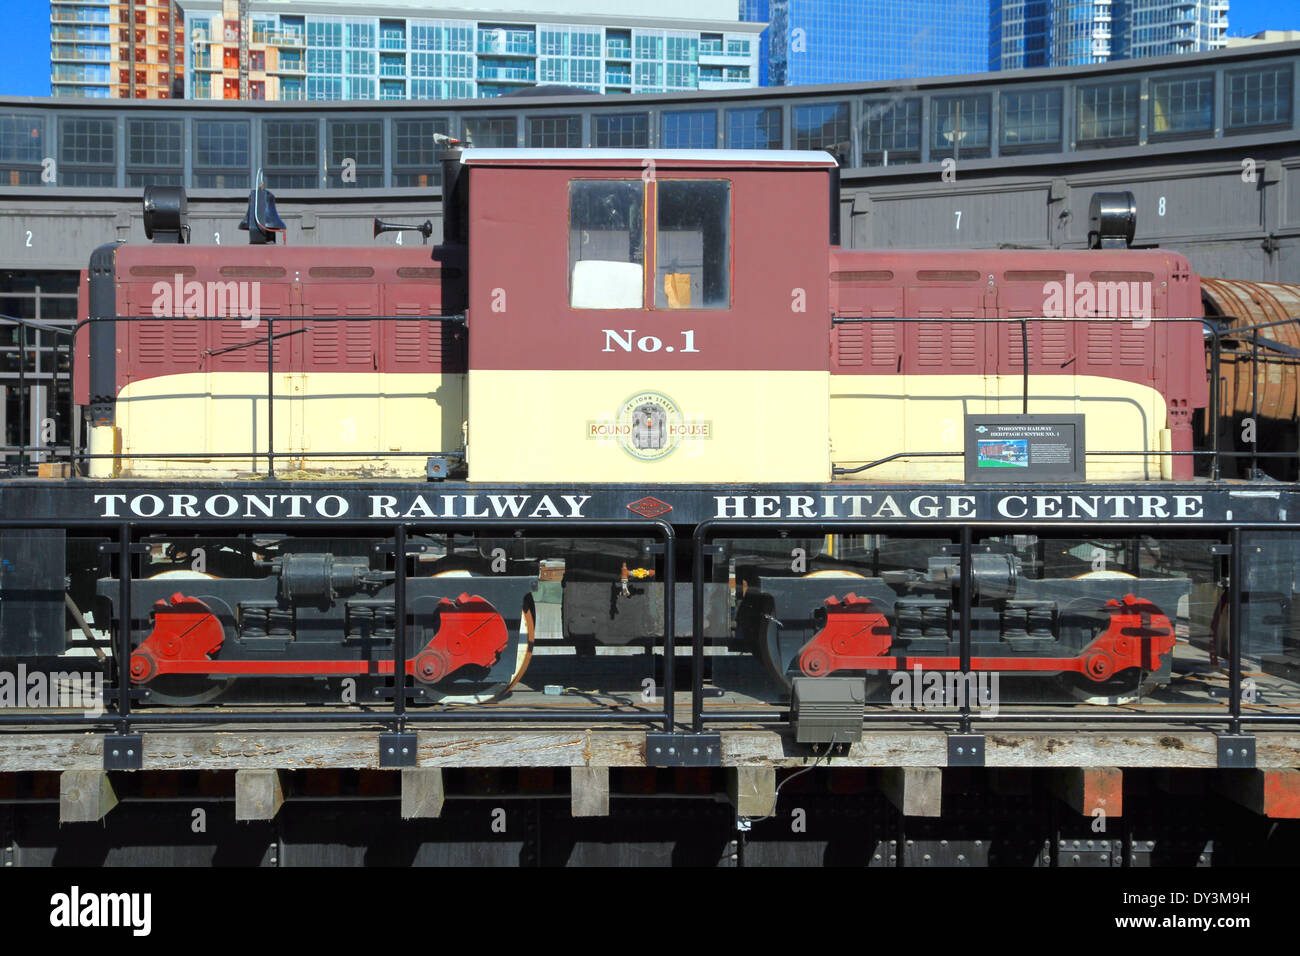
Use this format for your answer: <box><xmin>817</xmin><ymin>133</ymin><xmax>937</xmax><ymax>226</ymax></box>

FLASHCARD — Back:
<box><xmin>1</xmin><ymin>0</ymin><xmax>1295</xmax><ymax>98</ymax></box>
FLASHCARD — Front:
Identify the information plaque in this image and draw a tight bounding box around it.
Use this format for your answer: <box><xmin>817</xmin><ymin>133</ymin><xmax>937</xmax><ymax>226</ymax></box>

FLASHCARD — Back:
<box><xmin>964</xmin><ymin>414</ymin><xmax>1086</xmax><ymax>482</ymax></box>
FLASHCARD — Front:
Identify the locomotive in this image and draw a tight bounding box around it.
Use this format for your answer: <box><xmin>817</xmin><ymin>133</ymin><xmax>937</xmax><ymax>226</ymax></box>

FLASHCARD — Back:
<box><xmin>32</xmin><ymin>147</ymin><xmax>1288</xmax><ymax>707</ymax></box>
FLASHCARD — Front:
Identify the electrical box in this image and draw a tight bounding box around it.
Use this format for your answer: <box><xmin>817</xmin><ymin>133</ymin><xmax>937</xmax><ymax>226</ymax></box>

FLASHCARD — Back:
<box><xmin>791</xmin><ymin>677</ymin><xmax>865</xmax><ymax>745</ymax></box>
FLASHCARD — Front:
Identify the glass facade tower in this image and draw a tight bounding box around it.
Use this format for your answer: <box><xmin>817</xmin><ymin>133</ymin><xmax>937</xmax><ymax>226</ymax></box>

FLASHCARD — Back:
<box><xmin>993</xmin><ymin>0</ymin><xmax>1229</xmax><ymax>70</ymax></box>
<box><xmin>740</xmin><ymin>0</ymin><xmax>990</xmax><ymax>85</ymax></box>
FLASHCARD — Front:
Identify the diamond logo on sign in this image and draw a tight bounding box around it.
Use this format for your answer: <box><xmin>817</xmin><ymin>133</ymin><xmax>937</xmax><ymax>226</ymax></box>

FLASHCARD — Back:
<box><xmin>627</xmin><ymin>496</ymin><xmax>672</xmax><ymax>518</ymax></box>
<box><xmin>585</xmin><ymin>390</ymin><xmax>712</xmax><ymax>462</ymax></box>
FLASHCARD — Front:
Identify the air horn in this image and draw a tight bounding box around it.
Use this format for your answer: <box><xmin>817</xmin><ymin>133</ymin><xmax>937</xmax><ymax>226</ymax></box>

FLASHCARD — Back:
<box><xmin>373</xmin><ymin>217</ymin><xmax>434</xmax><ymax>244</ymax></box>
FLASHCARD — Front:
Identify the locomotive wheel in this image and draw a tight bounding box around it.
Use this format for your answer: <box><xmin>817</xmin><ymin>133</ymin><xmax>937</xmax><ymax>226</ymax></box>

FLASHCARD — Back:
<box><xmin>142</xmin><ymin>675</ymin><xmax>236</xmax><ymax>706</ymax></box>
<box><xmin>412</xmin><ymin>582</ymin><xmax>536</xmax><ymax>705</ymax></box>
<box><xmin>1055</xmin><ymin>577</ymin><xmax>1165</xmax><ymax>704</ymax></box>
<box><xmin>759</xmin><ymin>570</ymin><xmax>867</xmax><ymax>689</ymax></box>
<box><xmin>1061</xmin><ymin>670</ymin><xmax>1162</xmax><ymax>705</ymax></box>
<box><xmin>135</xmin><ymin>568</ymin><xmax>236</xmax><ymax>705</ymax></box>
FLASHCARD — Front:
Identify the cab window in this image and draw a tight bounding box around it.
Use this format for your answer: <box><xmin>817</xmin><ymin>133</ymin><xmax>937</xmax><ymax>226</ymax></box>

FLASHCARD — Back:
<box><xmin>655</xmin><ymin>180</ymin><xmax>730</xmax><ymax>309</ymax></box>
<box><xmin>568</xmin><ymin>180</ymin><xmax>644</xmax><ymax>309</ymax></box>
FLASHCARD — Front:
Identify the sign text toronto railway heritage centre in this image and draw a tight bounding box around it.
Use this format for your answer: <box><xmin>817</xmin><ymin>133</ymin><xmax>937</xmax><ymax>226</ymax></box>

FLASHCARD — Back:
<box><xmin>0</xmin><ymin>484</ymin><xmax>1290</xmax><ymax>525</ymax></box>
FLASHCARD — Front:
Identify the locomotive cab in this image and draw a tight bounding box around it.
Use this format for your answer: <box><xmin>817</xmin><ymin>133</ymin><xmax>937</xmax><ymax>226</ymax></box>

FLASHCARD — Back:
<box><xmin>457</xmin><ymin>148</ymin><xmax>838</xmax><ymax>483</ymax></box>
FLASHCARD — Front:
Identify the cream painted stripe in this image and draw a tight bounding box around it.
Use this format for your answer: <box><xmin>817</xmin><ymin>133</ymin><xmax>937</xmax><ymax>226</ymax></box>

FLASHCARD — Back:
<box><xmin>113</xmin><ymin>371</ymin><xmax>464</xmax><ymax>478</ymax></box>
<box><xmin>830</xmin><ymin>372</ymin><xmax>1168</xmax><ymax>481</ymax></box>
<box><xmin>468</xmin><ymin>369</ymin><xmax>830</xmax><ymax>483</ymax></box>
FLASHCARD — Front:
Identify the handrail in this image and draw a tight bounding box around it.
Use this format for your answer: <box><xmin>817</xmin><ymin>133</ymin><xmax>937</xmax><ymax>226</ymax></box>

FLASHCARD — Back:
<box><xmin>0</xmin><ymin>518</ymin><xmax>677</xmax><ymax>735</ymax></box>
<box><xmin>3</xmin><ymin>311</ymin><xmax>1298</xmax><ymax>481</ymax></box>
<box><xmin>827</xmin><ymin>313</ymin><xmax>1300</xmax><ymax>481</ymax></box>
<box><xmin>686</xmin><ymin>517</ymin><xmax>1300</xmax><ymax>733</ymax></box>
<box><xmin>2</xmin><ymin>312</ymin><xmax>468</xmax><ymax>479</ymax></box>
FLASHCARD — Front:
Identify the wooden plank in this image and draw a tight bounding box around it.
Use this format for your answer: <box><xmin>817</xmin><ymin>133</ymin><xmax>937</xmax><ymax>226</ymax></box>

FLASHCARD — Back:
<box><xmin>728</xmin><ymin>767</ymin><xmax>776</xmax><ymax>818</ymax></box>
<box><xmin>1214</xmin><ymin>769</ymin><xmax>1300</xmax><ymax>819</ymax></box>
<box><xmin>0</xmin><ymin>729</ymin><xmax>1299</xmax><ymax>773</ymax></box>
<box><xmin>879</xmin><ymin>766</ymin><xmax>943</xmax><ymax>817</ymax></box>
<box><xmin>235</xmin><ymin>769</ymin><xmax>286</xmax><ymax>821</ymax></box>
<box><xmin>570</xmin><ymin>766</ymin><xmax>610</xmax><ymax>817</ymax></box>
<box><xmin>400</xmin><ymin>768</ymin><xmax>445</xmax><ymax>819</ymax></box>
<box><xmin>1051</xmin><ymin>767</ymin><xmax>1123</xmax><ymax>817</ymax></box>
<box><xmin>59</xmin><ymin>770</ymin><xmax>117</xmax><ymax>824</ymax></box>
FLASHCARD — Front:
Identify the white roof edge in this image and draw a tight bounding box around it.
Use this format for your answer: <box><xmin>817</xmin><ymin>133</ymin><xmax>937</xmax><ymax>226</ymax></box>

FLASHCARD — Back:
<box><xmin>460</xmin><ymin>148</ymin><xmax>839</xmax><ymax>166</ymax></box>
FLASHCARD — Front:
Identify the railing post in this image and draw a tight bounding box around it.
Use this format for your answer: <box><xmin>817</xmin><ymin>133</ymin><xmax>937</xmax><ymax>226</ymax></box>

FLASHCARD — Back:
<box><xmin>393</xmin><ymin>523</ymin><xmax>406</xmax><ymax>732</ymax></box>
<box><xmin>1230</xmin><ymin>526</ymin><xmax>1243</xmax><ymax>735</ymax></box>
<box><xmin>1249</xmin><ymin>331</ymin><xmax>1260</xmax><ymax>479</ymax></box>
<box><xmin>662</xmin><ymin>523</ymin><xmax>675</xmax><ymax>733</ymax></box>
<box><xmin>117</xmin><ymin>523</ymin><xmax>132</xmax><ymax>735</ymax></box>
<box><xmin>959</xmin><ymin>525</ymin><xmax>973</xmax><ymax>734</ymax></box>
<box><xmin>691</xmin><ymin>524</ymin><xmax>706</xmax><ymax>733</ymax></box>
<box><xmin>1021</xmin><ymin>317</ymin><xmax>1029</xmax><ymax>414</ymax></box>
<box><xmin>1208</xmin><ymin>322</ymin><xmax>1221</xmax><ymax>480</ymax></box>
<box><xmin>266</xmin><ymin>314</ymin><xmax>275</xmax><ymax>479</ymax></box>
<box><xmin>17</xmin><ymin>323</ymin><xmax>26</xmax><ymax>476</ymax></box>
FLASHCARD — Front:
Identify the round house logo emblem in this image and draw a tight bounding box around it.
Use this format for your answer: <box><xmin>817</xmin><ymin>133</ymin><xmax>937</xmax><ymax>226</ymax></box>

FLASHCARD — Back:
<box><xmin>619</xmin><ymin>391</ymin><xmax>683</xmax><ymax>461</ymax></box>
<box><xmin>586</xmin><ymin>391</ymin><xmax>712</xmax><ymax>462</ymax></box>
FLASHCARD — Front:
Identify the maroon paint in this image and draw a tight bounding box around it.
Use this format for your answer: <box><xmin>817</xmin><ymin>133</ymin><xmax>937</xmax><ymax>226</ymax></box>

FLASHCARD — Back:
<box><xmin>465</xmin><ymin>162</ymin><xmax>832</xmax><ymax>372</ymax></box>
<box><xmin>829</xmin><ymin>248</ymin><xmax>1207</xmax><ymax>479</ymax></box>
<box><xmin>73</xmin><ymin>244</ymin><xmax>461</xmax><ymax>403</ymax></box>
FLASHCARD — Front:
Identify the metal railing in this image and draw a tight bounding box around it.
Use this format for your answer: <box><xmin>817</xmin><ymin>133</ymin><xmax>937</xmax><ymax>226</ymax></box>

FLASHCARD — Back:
<box><xmin>0</xmin><ymin>515</ymin><xmax>1297</xmax><ymax>735</ymax></box>
<box><xmin>0</xmin><ymin>518</ymin><xmax>676</xmax><ymax>735</ymax></box>
<box><xmin>1</xmin><ymin>313</ymin><xmax>468</xmax><ymax>478</ymax></box>
<box><xmin>827</xmin><ymin>314</ymin><xmax>1300</xmax><ymax>481</ymax></box>
<box><xmin>2</xmin><ymin>311</ymin><xmax>1298</xmax><ymax>481</ymax></box>
<box><xmin>688</xmin><ymin>520</ymin><xmax>1300</xmax><ymax>732</ymax></box>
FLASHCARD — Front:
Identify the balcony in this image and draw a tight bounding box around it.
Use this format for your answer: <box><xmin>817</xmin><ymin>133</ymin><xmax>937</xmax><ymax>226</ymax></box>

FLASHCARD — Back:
<box><xmin>476</xmin><ymin>35</ymin><xmax>536</xmax><ymax>56</ymax></box>
<box><xmin>605</xmin><ymin>71</ymin><xmax>631</xmax><ymax>86</ymax></box>
<box><xmin>606</xmin><ymin>42</ymin><xmax>632</xmax><ymax>60</ymax></box>
<box><xmin>379</xmin><ymin>34</ymin><xmax>406</xmax><ymax>51</ymax></box>
<box><xmin>699</xmin><ymin>46</ymin><xmax>753</xmax><ymax>67</ymax></box>
<box><xmin>268</xmin><ymin>31</ymin><xmax>305</xmax><ymax>48</ymax></box>
<box><xmin>273</xmin><ymin>60</ymin><xmax>305</xmax><ymax>74</ymax></box>
<box><xmin>51</xmin><ymin>48</ymin><xmax>112</xmax><ymax>63</ymax></box>
<box><xmin>477</xmin><ymin>63</ymin><xmax>536</xmax><ymax>82</ymax></box>
<box><xmin>51</xmin><ymin>27</ymin><xmax>110</xmax><ymax>42</ymax></box>
<box><xmin>51</xmin><ymin>69</ymin><xmax>110</xmax><ymax>83</ymax></box>
<box><xmin>698</xmin><ymin>70</ymin><xmax>751</xmax><ymax>90</ymax></box>
<box><xmin>50</xmin><ymin>9</ymin><xmax>111</xmax><ymax>24</ymax></box>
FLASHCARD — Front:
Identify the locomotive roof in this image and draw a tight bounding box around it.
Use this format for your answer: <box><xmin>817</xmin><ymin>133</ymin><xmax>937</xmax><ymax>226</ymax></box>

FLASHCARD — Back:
<box><xmin>459</xmin><ymin>148</ymin><xmax>839</xmax><ymax>167</ymax></box>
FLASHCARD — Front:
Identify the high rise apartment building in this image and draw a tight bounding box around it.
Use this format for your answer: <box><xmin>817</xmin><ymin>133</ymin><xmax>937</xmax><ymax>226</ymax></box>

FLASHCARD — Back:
<box><xmin>992</xmin><ymin>0</ymin><xmax>1229</xmax><ymax>71</ymax></box>
<box><xmin>173</xmin><ymin>0</ymin><xmax>760</xmax><ymax>101</ymax></box>
<box><xmin>51</xmin><ymin>0</ymin><xmax>184</xmax><ymax>98</ymax></box>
